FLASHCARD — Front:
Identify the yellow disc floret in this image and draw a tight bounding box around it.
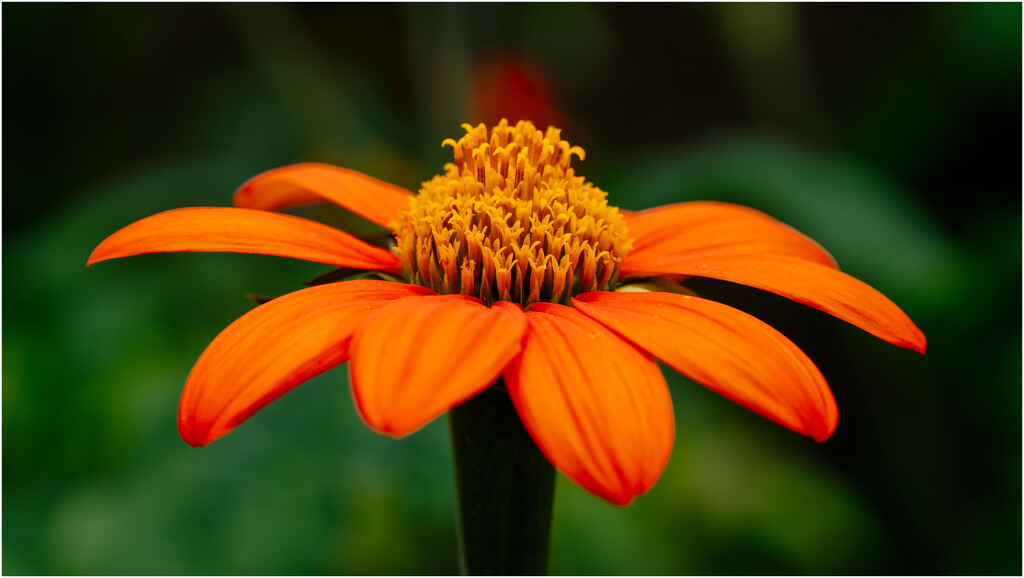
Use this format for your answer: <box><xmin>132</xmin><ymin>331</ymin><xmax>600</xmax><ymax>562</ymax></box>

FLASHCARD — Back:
<box><xmin>394</xmin><ymin>120</ymin><xmax>632</xmax><ymax>307</ymax></box>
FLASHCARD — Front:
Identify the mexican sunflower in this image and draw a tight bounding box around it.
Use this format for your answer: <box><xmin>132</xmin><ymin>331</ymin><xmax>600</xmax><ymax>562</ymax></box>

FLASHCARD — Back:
<box><xmin>88</xmin><ymin>120</ymin><xmax>925</xmax><ymax>506</ymax></box>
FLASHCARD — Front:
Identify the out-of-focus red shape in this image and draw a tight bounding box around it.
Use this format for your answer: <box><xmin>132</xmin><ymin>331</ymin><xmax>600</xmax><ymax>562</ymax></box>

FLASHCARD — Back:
<box><xmin>469</xmin><ymin>59</ymin><xmax>562</xmax><ymax>130</ymax></box>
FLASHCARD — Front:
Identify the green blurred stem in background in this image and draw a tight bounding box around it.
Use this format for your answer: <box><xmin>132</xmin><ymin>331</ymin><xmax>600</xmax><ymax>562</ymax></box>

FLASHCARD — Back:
<box><xmin>449</xmin><ymin>383</ymin><xmax>555</xmax><ymax>575</ymax></box>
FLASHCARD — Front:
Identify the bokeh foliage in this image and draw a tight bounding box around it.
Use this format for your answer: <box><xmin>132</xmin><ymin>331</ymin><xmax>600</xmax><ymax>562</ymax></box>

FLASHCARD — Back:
<box><xmin>3</xmin><ymin>4</ymin><xmax>1020</xmax><ymax>575</ymax></box>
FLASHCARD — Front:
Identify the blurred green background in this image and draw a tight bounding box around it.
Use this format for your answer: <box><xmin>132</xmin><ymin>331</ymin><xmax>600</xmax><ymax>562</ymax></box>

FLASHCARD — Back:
<box><xmin>3</xmin><ymin>3</ymin><xmax>1020</xmax><ymax>575</ymax></box>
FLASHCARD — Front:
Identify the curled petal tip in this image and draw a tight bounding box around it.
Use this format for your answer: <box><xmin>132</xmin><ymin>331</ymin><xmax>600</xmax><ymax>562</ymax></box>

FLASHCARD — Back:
<box><xmin>907</xmin><ymin>330</ymin><xmax>928</xmax><ymax>354</ymax></box>
<box><xmin>812</xmin><ymin>432</ymin><xmax>834</xmax><ymax>444</ymax></box>
<box><xmin>177</xmin><ymin>419</ymin><xmax>211</xmax><ymax>448</ymax></box>
<box><xmin>811</xmin><ymin>414</ymin><xmax>839</xmax><ymax>444</ymax></box>
<box><xmin>600</xmin><ymin>491</ymin><xmax>636</xmax><ymax>507</ymax></box>
<box><xmin>357</xmin><ymin>406</ymin><xmax>419</xmax><ymax>439</ymax></box>
<box><xmin>181</xmin><ymin>435</ymin><xmax>208</xmax><ymax>449</ymax></box>
<box><xmin>87</xmin><ymin>242</ymin><xmax>119</xmax><ymax>266</ymax></box>
<box><xmin>812</xmin><ymin>393</ymin><xmax>839</xmax><ymax>443</ymax></box>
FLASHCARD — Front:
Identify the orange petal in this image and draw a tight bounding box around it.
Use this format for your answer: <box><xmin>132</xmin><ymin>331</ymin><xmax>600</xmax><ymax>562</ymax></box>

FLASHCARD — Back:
<box><xmin>349</xmin><ymin>297</ymin><xmax>527</xmax><ymax>437</ymax></box>
<box><xmin>505</xmin><ymin>303</ymin><xmax>674</xmax><ymax>506</ymax></box>
<box><xmin>233</xmin><ymin>163</ymin><xmax>413</xmax><ymax>228</ymax></box>
<box><xmin>574</xmin><ymin>291</ymin><xmax>837</xmax><ymax>442</ymax></box>
<box><xmin>623</xmin><ymin>201</ymin><xmax>837</xmax><ymax>272</ymax></box>
<box><xmin>625</xmin><ymin>253</ymin><xmax>926</xmax><ymax>353</ymax></box>
<box><xmin>179</xmin><ymin>280</ymin><xmax>434</xmax><ymax>447</ymax></box>
<box><xmin>87</xmin><ymin>207</ymin><xmax>401</xmax><ymax>271</ymax></box>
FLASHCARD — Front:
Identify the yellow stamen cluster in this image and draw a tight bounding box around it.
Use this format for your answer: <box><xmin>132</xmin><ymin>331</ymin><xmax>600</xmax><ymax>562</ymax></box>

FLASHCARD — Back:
<box><xmin>394</xmin><ymin>120</ymin><xmax>632</xmax><ymax>307</ymax></box>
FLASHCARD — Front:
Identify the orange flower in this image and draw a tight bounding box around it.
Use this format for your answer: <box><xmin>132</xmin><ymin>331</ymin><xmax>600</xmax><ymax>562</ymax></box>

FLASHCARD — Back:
<box><xmin>89</xmin><ymin>121</ymin><xmax>925</xmax><ymax>506</ymax></box>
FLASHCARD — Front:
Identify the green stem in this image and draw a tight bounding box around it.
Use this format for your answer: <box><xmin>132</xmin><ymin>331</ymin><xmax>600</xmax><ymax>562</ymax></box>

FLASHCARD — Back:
<box><xmin>449</xmin><ymin>382</ymin><xmax>555</xmax><ymax>576</ymax></box>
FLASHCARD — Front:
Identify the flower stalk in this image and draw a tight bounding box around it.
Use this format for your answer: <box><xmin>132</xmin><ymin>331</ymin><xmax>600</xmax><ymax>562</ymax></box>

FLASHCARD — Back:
<box><xmin>449</xmin><ymin>382</ymin><xmax>555</xmax><ymax>576</ymax></box>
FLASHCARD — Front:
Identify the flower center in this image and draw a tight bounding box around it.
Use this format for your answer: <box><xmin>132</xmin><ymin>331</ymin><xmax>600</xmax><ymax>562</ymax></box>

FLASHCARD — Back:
<box><xmin>394</xmin><ymin>120</ymin><xmax>632</xmax><ymax>307</ymax></box>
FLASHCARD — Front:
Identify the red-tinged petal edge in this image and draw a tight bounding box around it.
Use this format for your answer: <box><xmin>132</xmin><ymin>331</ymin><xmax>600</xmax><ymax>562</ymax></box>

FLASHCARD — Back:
<box><xmin>622</xmin><ymin>201</ymin><xmax>838</xmax><ymax>272</ymax></box>
<box><xmin>505</xmin><ymin>303</ymin><xmax>675</xmax><ymax>506</ymax></box>
<box><xmin>626</xmin><ymin>252</ymin><xmax>926</xmax><ymax>353</ymax></box>
<box><xmin>574</xmin><ymin>291</ymin><xmax>838</xmax><ymax>442</ymax></box>
<box><xmin>179</xmin><ymin>280</ymin><xmax>435</xmax><ymax>447</ymax></box>
<box><xmin>349</xmin><ymin>297</ymin><xmax>527</xmax><ymax>438</ymax></box>
<box><xmin>233</xmin><ymin>163</ymin><xmax>413</xmax><ymax>228</ymax></box>
<box><xmin>87</xmin><ymin>207</ymin><xmax>401</xmax><ymax>272</ymax></box>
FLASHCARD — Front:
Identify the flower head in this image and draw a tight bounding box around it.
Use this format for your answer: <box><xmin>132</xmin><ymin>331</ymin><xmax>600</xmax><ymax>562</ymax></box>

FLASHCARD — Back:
<box><xmin>397</xmin><ymin>120</ymin><xmax>628</xmax><ymax>306</ymax></box>
<box><xmin>89</xmin><ymin>121</ymin><xmax>925</xmax><ymax>505</ymax></box>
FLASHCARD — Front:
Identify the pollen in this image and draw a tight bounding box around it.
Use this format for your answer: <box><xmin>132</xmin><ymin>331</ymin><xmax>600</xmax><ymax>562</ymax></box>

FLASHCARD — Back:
<box><xmin>394</xmin><ymin>120</ymin><xmax>632</xmax><ymax>307</ymax></box>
